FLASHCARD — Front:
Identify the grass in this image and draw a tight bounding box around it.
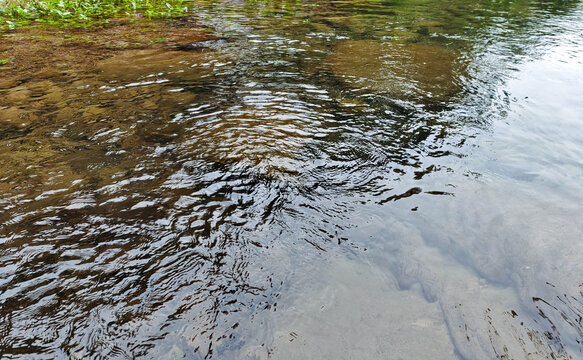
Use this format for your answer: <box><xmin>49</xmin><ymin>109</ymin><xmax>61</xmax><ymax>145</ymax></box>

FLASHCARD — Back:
<box><xmin>0</xmin><ymin>50</ymin><xmax>9</xmax><ymax>64</ymax></box>
<box><xmin>0</xmin><ymin>0</ymin><xmax>190</xmax><ymax>28</ymax></box>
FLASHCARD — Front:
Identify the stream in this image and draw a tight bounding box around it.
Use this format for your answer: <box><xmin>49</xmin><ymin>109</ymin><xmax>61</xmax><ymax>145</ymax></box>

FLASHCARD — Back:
<box><xmin>1</xmin><ymin>0</ymin><xmax>583</xmax><ymax>358</ymax></box>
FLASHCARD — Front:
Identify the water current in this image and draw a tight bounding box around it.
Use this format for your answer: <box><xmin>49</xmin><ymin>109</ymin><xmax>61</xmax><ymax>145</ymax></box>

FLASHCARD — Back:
<box><xmin>1</xmin><ymin>0</ymin><xmax>583</xmax><ymax>358</ymax></box>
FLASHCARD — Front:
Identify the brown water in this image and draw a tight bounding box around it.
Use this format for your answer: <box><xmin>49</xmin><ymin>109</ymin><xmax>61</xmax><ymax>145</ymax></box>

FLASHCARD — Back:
<box><xmin>1</xmin><ymin>0</ymin><xmax>583</xmax><ymax>358</ymax></box>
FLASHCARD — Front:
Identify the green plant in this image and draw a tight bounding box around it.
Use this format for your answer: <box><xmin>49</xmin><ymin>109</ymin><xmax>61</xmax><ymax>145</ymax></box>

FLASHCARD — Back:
<box><xmin>0</xmin><ymin>0</ymin><xmax>190</xmax><ymax>28</ymax></box>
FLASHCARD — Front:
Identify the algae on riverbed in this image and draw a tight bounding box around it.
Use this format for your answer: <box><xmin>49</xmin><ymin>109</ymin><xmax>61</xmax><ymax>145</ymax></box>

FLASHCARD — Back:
<box><xmin>327</xmin><ymin>39</ymin><xmax>464</xmax><ymax>101</ymax></box>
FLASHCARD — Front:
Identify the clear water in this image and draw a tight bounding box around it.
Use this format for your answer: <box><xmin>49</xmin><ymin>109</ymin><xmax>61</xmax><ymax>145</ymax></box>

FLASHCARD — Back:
<box><xmin>1</xmin><ymin>0</ymin><xmax>583</xmax><ymax>358</ymax></box>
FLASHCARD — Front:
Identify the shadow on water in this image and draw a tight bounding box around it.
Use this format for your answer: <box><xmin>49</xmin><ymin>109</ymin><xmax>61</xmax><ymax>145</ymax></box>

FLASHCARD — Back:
<box><xmin>0</xmin><ymin>0</ymin><xmax>583</xmax><ymax>358</ymax></box>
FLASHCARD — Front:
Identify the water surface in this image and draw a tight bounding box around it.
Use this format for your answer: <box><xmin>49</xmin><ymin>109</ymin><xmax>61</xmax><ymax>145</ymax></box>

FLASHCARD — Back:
<box><xmin>1</xmin><ymin>0</ymin><xmax>583</xmax><ymax>358</ymax></box>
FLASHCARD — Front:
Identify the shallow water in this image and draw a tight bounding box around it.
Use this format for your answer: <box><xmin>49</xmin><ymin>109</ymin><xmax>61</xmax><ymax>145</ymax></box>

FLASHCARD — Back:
<box><xmin>1</xmin><ymin>0</ymin><xmax>583</xmax><ymax>358</ymax></box>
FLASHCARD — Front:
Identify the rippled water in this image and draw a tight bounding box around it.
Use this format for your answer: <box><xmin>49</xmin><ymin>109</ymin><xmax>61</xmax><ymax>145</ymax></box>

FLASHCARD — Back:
<box><xmin>1</xmin><ymin>0</ymin><xmax>583</xmax><ymax>358</ymax></box>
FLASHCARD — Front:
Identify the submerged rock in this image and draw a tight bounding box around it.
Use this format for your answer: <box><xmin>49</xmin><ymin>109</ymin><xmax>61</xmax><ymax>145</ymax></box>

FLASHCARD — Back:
<box><xmin>174</xmin><ymin>39</ymin><xmax>227</xmax><ymax>52</ymax></box>
<box><xmin>326</xmin><ymin>40</ymin><xmax>463</xmax><ymax>101</ymax></box>
<box><xmin>95</xmin><ymin>48</ymin><xmax>215</xmax><ymax>82</ymax></box>
<box><xmin>0</xmin><ymin>78</ymin><xmax>19</xmax><ymax>90</ymax></box>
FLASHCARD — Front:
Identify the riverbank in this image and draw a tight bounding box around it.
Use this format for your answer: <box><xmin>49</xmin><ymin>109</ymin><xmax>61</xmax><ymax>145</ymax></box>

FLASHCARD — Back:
<box><xmin>0</xmin><ymin>17</ymin><xmax>218</xmax><ymax>142</ymax></box>
<box><xmin>0</xmin><ymin>18</ymin><xmax>214</xmax><ymax>79</ymax></box>
<box><xmin>0</xmin><ymin>0</ymin><xmax>189</xmax><ymax>28</ymax></box>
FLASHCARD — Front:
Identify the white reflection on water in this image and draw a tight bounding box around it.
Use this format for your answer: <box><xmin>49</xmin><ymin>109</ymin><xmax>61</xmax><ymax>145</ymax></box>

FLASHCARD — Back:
<box><xmin>243</xmin><ymin>252</ymin><xmax>455</xmax><ymax>359</ymax></box>
<box><xmin>236</xmin><ymin>11</ymin><xmax>583</xmax><ymax>359</ymax></box>
<box><xmin>245</xmin><ymin>179</ymin><xmax>582</xmax><ymax>359</ymax></box>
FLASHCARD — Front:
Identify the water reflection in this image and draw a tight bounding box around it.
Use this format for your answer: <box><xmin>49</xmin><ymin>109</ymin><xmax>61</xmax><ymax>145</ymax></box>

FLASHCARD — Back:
<box><xmin>1</xmin><ymin>0</ymin><xmax>583</xmax><ymax>358</ymax></box>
